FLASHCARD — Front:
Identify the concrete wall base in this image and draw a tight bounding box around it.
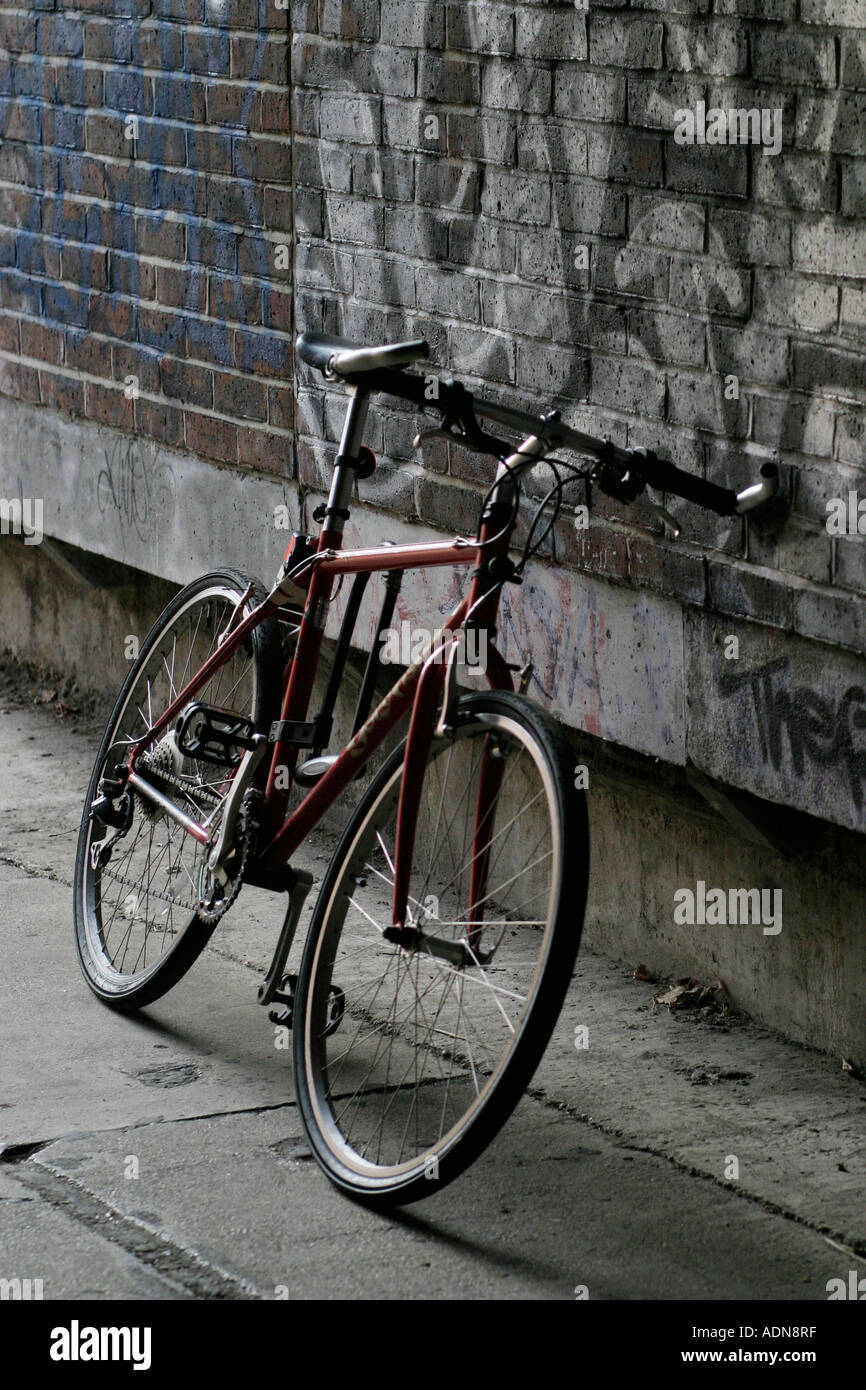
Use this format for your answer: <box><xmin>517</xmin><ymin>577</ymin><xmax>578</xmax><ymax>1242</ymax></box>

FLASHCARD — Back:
<box><xmin>2</xmin><ymin>534</ymin><xmax>864</xmax><ymax>1069</ymax></box>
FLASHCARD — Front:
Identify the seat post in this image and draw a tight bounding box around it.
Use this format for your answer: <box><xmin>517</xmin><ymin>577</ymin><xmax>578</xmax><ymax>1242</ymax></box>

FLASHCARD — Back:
<box><xmin>324</xmin><ymin>385</ymin><xmax>370</xmax><ymax>540</ymax></box>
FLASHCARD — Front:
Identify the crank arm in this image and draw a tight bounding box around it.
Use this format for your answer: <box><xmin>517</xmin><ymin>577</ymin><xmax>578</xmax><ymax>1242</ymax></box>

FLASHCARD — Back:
<box><xmin>258</xmin><ymin>869</ymin><xmax>314</xmax><ymax>1005</ymax></box>
<box><xmin>207</xmin><ymin>734</ymin><xmax>268</xmax><ymax>880</ymax></box>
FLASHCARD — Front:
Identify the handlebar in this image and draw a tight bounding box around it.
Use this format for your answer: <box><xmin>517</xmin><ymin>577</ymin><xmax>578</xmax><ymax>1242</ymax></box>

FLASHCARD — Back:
<box><xmin>296</xmin><ymin>336</ymin><xmax>779</xmax><ymax>521</ymax></box>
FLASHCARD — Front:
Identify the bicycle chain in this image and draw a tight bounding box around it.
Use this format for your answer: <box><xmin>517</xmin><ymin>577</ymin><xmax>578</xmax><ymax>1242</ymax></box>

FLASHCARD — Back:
<box><xmin>98</xmin><ymin>864</ymin><xmax>199</xmax><ymax>915</ymax></box>
<box><xmin>136</xmin><ymin>761</ymin><xmax>225</xmax><ymax>810</ymax></box>
<box><xmin>196</xmin><ymin>789</ymin><xmax>260</xmax><ymax>926</ymax></box>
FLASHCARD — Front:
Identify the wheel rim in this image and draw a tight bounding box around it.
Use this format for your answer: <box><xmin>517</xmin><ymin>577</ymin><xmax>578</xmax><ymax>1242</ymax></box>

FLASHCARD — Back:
<box><xmin>301</xmin><ymin>711</ymin><xmax>562</xmax><ymax>1185</ymax></box>
<box><xmin>80</xmin><ymin>584</ymin><xmax>261</xmax><ymax>989</ymax></box>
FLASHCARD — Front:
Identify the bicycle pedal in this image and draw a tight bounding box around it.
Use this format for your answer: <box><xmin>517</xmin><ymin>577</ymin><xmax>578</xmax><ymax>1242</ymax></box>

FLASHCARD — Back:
<box><xmin>175</xmin><ymin>702</ymin><xmax>258</xmax><ymax>768</ymax></box>
<box><xmin>268</xmin><ymin>972</ymin><xmax>298</xmax><ymax>1029</ymax></box>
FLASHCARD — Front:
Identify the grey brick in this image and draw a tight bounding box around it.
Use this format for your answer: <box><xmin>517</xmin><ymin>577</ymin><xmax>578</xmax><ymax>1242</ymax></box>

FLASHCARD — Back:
<box><xmin>450</xmin><ymin>218</ymin><xmax>517</xmax><ymax>274</ymax></box>
<box><xmin>352</xmin><ymin>148</ymin><xmax>414</xmax><ymax>201</ymax></box>
<box><xmin>354</xmin><ymin>253</ymin><xmax>416</xmax><ymax>308</ymax></box>
<box><xmin>796</xmin><ymin>93</ymin><xmax>866</xmax><ymax>155</ymax></box>
<box><xmin>754</xmin><ymin>270</ymin><xmax>838</xmax><ymax>334</ymax></box>
<box><xmin>753</xmin><ymin>395</ymin><xmax>836</xmax><ymax>458</ymax></box>
<box><xmin>752</xmin><ymin>33</ymin><xmax>836</xmax><ymax>88</ymax></box>
<box><xmin>670</xmin><ymin>258</ymin><xmax>750</xmax><ymax>318</ymax></box>
<box><xmin>841</xmin><ymin>163</ymin><xmax>866</xmax><ymax>218</ymax></box>
<box><xmin>417</xmin><ymin>265</ymin><xmax>479</xmax><ymax>321</ymax></box>
<box><xmin>518</xmin><ymin>230</ymin><xmax>592</xmax><ymax>291</ymax></box>
<box><xmin>292</xmin><ymin>38</ymin><xmax>415</xmax><ymax>99</ymax></box>
<box><xmin>628</xmin><ymin>73</ymin><xmax>706</xmax><ymax>131</ymax></box>
<box><xmin>320</xmin><ymin>94</ymin><xmax>381</xmax><ymax>144</ymax></box>
<box><xmin>554</xmin><ymin>70</ymin><xmax>625</xmax><ymax>123</ymax></box>
<box><xmin>754</xmin><ymin>152</ymin><xmax>836</xmax><ymax>212</ymax></box>
<box><xmin>840</xmin><ymin>286</ymin><xmax>866</xmax><ymax>342</ymax></box>
<box><xmin>418</xmin><ymin>54</ymin><xmax>480</xmax><ymax>106</ymax></box>
<box><xmin>630</xmin><ymin>308</ymin><xmax>706</xmax><ymax>368</ymax></box>
<box><xmin>385</xmin><ymin>205</ymin><xmax>449</xmax><ymax>261</ymax></box>
<box><xmin>381</xmin><ymin>0</ymin><xmax>444</xmax><ymax>47</ymax></box>
<box><xmin>319</xmin><ymin>0</ymin><xmax>379</xmax><ymax>43</ymax></box>
<box><xmin>587</xmin><ymin>129</ymin><xmax>663</xmax><ymax>186</ymax></box>
<box><xmin>591</xmin><ymin>355</ymin><xmax>665</xmax><ymax>418</ymax></box>
<box><xmin>416</xmin><ymin>158</ymin><xmax>478</xmax><ymax>212</ymax></box>
<box><xmin>517</xmin><ymin>342</ymin><xmax>589</xmax><ymax>402</ymax></box>
<box><xmin>801</xmin><ymin>0</ymin><xmax>864</xmax><ymax>25</ymax></box>
<box><xmin>481</xmin><ymin>169</ymin><xmax>550</xmax><ymax>226</ymax></box>
<box><xmin>835</xmin><ymin>410</ymin><xmax>866</xmax><ymax>467</ymax></box>
<box><xmin>553</xmin><ymin>177</ymin><xmax>626</xmax><ymax>237</ymax></box>
<box><xmin>796</xmin><ymin>463</ymin><xmax>865</xmax><ymax>522</ymax></box>
<box><xmin>629</xmin><ymin>536</ymin><xmax>707</xmax><ymax>605</ymax></box>
<box><xmin>446</xmin><ymin>112</ymin><xmax>516</xmax><ymax>165</ymax></box>
<box><xmin>841</xmin><ymin>35</ymin><xmax>866</xmax><ymax>90</ymax></box>
<box><xmin>449</xmin><ymin>325</ymin><xmax>514</xmax><ymax>383</ymax></box>
<box><xmin>383</xmin><ymin>99</ymin><xmax>444</xmax><ymax>153</ymax></box>
<box><xmin>482</xmin><ymin>281</ymin><xmax>560</xmax><ymax>340</ymax></box>
<box><xmin>325</xmin><ymin>195</ymin><xmax>383</xmax><ymax>247</ymax></box>
<box><xmin>715</xmin><ymin>0</ymin><xmax>793</xmax><ymax>14</ymax></box>
<box><xmin>793</xmin><ymin>220</ymin><xmax>866</xmax><ymax>279</ymax></box>
<box><xmin>792</xmin><ymin>344</ymin><xmax>866</xmax><ymax>401</ymax></box>
<box><xmin>835</xmin><ymin>538</ymin><xmax>866</xmax><ymax>593</ymax></box>
<box><xmin>482</xmin><ymin>60</ymin><xmax>551</xmax><ymax>115</ymax></box>
<box><xmin>295</xmin><ymin>242</ymin><xmax>354</xmax><ymax>293</ymax></box>
<box><xmin>667</xmin><ymin>371</ymin><xmax>749</xmax><ymax>437</ymax></box>
<box><xmin>667</xmin><ymin>22</ymin><xmax>747</xmax><ymax>76</ymax></box>
<box><xmin>594</xmin><ymin>243</ymin><xmax>669</xmax><ymax>301</ymax></box>
<box><xmin>589</xmin><ymin>15</ymin><xmax>663</xmax><ymax>70</ymax></box>
<box><xmin>516</xmin><ymin>9</ymin><xmax>586</xmax><ymax>61</ymax></box>
<box><xmin>708</xmin><ymin>324</ymin><xmax>788</xmax><ymax>388</ymax></box>
<box><xmin>795</xmin><ymin>587</ymin><xmax>866</xmax><ymax>654</ymax></box>
<box><xmin>447</xmin><ymin>3</ymin><xmax>513</xmax><ymax>55</ymax></box>
<box><xmin>558</xmin><ymin>297</ymin><xmax>627</xmax><ymax>354</ymax></box>
<box><xmin>517</xmin><ymin>121</ymin><xmax>586</xmax><ymax>175</ymax></box>
<box><xmin>666</xmin><ymin>143</ymin><xmax>748</xmax><ymax>199</ymax></box>
<box><xmin>709</xmin><ymin>560</ymin><xmax>792</xmax><ymax>628</ymax></box>
<box><xmin>629</xmin><ymin>195</ymin><xmax>705</xmax><ymax>251</ymax></box>
<box><xmin>710</xmin><ymin>209</ymin><xmax>790</xmax><ymax>268</ymax></box>
<box><xmin>749</xmin><ymin>516</ymin><xmax>831</xmax><ymax>586</ymax></box>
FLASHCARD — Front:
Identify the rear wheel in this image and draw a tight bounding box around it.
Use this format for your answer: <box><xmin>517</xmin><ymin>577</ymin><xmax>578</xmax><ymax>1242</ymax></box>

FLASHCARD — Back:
<box><xmin>292</xmin><ymin>690</ymin><xmax>589</xmax><ymax>1207</ymax></box>
<box><xmin>73</xmin><ymin>570</ymin><xmax>279</xmax><ymax>1011</ymax></box>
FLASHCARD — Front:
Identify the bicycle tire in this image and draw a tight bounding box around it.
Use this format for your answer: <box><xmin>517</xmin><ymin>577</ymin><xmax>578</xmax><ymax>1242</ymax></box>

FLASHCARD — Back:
<box><xmin>292</xmin><ymin>689</ymin><xmax>589</xmax><ymax>1207</ymax></box>
<box><xmin>73</xmin><ymin>569</ymin><xmax>280</xmax><ymax>1012</ymax></box>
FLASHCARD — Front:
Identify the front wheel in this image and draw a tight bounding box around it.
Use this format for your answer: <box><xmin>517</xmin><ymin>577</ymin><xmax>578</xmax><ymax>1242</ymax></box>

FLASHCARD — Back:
<box><xmin>292</xmin><ymin>690</ymin><xmax>589</xmax><ymax>1207</ymax></box>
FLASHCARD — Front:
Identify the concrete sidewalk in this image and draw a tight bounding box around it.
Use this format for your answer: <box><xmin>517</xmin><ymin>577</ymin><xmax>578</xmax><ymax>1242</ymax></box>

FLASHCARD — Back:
<box><xmin>0</xmin><ymin>677</ymin><xmax>864</xmax><ymax>1300</ymax></box>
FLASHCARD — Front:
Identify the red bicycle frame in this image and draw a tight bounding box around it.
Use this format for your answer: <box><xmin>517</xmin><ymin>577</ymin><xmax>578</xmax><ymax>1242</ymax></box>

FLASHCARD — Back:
<box><xmin>124</xmin><ymin>390</ymin><xmax>518</xmax><ymax>931</ymax></box>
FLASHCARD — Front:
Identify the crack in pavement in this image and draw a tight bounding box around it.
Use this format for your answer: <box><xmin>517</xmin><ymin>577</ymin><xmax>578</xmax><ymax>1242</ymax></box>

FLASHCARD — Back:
<box><xmin>9</xmin><ymin>1159</ymin><xmax>268</xmax><ymax>1301</ymax></box>
<box><xmin>526</xmin><ymin>1084</ymin><xmax>866</xmax><ymax>1259</ymax></box>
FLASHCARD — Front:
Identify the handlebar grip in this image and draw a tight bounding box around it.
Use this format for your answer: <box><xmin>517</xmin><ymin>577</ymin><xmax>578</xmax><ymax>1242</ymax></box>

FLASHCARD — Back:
<box><xmin>632</xmin><ymin>450</ymin><xmax>738</xmax><ymax>516</ymax></box>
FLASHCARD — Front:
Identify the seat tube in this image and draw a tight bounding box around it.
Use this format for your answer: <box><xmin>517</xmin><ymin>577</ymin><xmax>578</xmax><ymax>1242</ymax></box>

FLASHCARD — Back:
<box><xmin>320</xmin><ymin>385</ymin><xmax>370</xmax><ymax>546</ymax></box>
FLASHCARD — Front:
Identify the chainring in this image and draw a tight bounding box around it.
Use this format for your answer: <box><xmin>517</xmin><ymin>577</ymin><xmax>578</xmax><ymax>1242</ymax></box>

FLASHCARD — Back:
<box><xmin>196</xmin><ymin>789</ymin><xmax>260</xmax><ymax>926</ymax></box>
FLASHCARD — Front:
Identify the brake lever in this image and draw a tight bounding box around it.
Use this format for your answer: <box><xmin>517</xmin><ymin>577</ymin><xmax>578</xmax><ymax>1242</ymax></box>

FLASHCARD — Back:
<box><xmin>413</xmin><ymin>425</ymin><xmax>465</xmax><ymax>448</ymax></box>
<box><xmin>642</xmin><ymin>501</ymin><xmax>682</xmax><ymax>539</ymax></box>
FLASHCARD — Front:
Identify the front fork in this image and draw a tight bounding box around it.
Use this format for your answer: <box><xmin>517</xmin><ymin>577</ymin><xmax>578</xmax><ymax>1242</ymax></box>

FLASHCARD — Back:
<box><xmin>388</xmin><ymin>633</ymin><xmax>503</xmax><ymax>969</ymax></box>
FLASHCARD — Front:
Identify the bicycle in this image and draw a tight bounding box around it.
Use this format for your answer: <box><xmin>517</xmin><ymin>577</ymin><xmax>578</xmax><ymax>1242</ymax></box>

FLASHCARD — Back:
<box><xmin>73</xmin><ymin>331</ymin><xmax>779</xmax><ymax>1207</ymax></box>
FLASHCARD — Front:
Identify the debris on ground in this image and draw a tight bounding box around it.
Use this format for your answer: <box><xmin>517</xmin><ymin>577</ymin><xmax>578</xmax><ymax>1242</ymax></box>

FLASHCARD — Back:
<box><xmin>686</xmin><ymin>1066</ymin><xmax>753</xmax><ymax>1086</ymax></box>
<box><xmin>0</xmin><ymin>652</ymin><xmax>109</xmax><ymax>728</ymax></box>
<box><xmin>633</xmin><ymin>962</ymin><xmax>658</xmax><ymax>983</ymax></box>
<box><xmin>841</xmin><ymin>1057</ymin><xmax>863</xmax><ymax>1081</ymax></box>
<box><xmin>652</xmin><ymin>974</ymin><xmax>732</xmax><ymax>1017</ymax></box>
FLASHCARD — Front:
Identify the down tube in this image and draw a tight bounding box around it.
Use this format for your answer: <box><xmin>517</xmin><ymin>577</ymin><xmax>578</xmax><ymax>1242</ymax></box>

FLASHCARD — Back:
<box><xmin>257</xmin><ymin>599</ymin><xmax>472</xmax><ymax>873</ymax></box>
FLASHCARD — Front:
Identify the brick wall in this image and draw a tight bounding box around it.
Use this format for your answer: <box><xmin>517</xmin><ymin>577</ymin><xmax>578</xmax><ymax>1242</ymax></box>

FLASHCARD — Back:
<box><xmin>0</xmin><ymin>0</ymin><xmax>294</xmax><ymax>469</ymax></box>
<box><xmin>1</xmin><ymin>0</ymin><xmax>866</xmax><ymax>825</ymax></box>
